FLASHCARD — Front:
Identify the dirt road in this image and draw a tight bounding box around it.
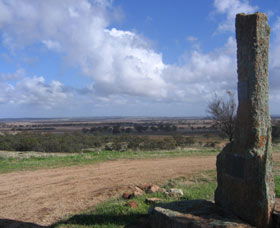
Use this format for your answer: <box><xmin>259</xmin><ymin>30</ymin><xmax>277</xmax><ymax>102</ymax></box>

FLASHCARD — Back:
<box><xmin>0</xmin><ymin>155</ymin><xmax>215</xmax><ymax>225</ymax></box>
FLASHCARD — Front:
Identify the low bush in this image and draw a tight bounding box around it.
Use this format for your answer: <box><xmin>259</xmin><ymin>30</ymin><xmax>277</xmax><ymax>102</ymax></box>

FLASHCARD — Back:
<box><xmin>0</xmin><ymin>133</ymin><xmax>196</xmax><ymax>153</ymax></box>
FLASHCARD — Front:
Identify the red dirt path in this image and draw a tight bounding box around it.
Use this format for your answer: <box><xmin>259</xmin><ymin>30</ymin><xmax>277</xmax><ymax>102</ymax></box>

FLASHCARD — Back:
<box><xmin>0</xmin><ymin>156</ymin><xmax>216</xmax><ymax>226</ymax></box>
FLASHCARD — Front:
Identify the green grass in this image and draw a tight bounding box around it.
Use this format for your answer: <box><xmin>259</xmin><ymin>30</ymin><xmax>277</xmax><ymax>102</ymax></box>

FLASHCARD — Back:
<box><xmin>0</xmin><ymin>147</ymin><xmax>218</xmax><ymax>174</ymax></box>
<box><xmin>53</xmin><ymin>171</ymin><xmax>217</xmax><ymax>228</ymax></box>
<box><xmin>275</xmin><ymin>175</ymin><xmax>280</xmax><ymax>197</ymax></box>
<box><xmin>53</xmin><ymin>198</ymin><xmax>149</xmax><ymax>228</ymax></box>
<box><xmin>1</xmin><ymin>142</ymin><xmax>279</xmax><ymax>174</ymax></box>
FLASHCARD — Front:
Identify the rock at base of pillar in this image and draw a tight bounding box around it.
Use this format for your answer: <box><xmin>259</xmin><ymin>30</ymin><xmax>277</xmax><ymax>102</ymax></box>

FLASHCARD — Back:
<box><xmin>149</xmin><ymin>199</ymin><xmax>253</xmax><ymax>228</ymax></box>
<box><xmin>215</xmin><ymin>142</ymin><xmax>275</xmax><ymax>227</ymax></box>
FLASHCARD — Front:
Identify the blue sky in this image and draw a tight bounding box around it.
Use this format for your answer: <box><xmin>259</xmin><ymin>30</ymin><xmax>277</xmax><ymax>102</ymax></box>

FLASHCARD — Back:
<box><xmin>0</xmin><ymin>0</ymin><xmax>279</xmax><ymax>117</ymax></box>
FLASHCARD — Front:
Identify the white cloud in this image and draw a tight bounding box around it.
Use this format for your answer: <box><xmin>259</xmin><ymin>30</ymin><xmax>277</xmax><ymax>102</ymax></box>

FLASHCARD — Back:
<box><xmin>0</xmin><ymin>69</ymin><xmax>25</xmax><ymax>81</ymax></box>
<box><xmin>162</xmin><ymin>37</ymin><xmax>237</xmax><ymax>102</ymax></box>
<box><xmin>14</xmin><ymin>77</ymin><xmax>69</xmax><ymax>107</ymax></box>
<box><xmin>0</xmin><ymin>74</ymin><xmax>70</xmax><ymax>108</ymax></box>
<box><xmin>0</xmin><ymin>0</ymin><xmax>169</xmax><ymax>100</ymax></box>
<box><xmin>214</xmin><ymin>0</ymin><xmax>258</xmax><ymax>32</ymax></box>
<box><xmin>0</xmin><ymin>0</ymin><xmax>247</xmax><ymax>114</ymax></box>
<box><xmin>42</xmin><ymin>40</ymin><xmax>61</xmax><ymax>51</ymax></box>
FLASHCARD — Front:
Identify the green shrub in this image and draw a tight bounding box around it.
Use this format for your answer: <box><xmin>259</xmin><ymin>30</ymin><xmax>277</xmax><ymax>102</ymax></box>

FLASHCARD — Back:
<box><xmin>172</xmin><ymin>135</ymin><xmax>195</xmax><ymax>147</ymax></box>
<box><xmin>0</xmin><ymin>133</ymin><xmax>196</xmax><ymax>153</ymax></box>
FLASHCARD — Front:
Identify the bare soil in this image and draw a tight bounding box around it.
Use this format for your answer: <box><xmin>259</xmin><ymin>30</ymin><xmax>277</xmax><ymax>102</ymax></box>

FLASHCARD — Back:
<box><xmin>0</xmin><ymin>156</ymin><xmax>216</xmax><ymax>226</ymax></box>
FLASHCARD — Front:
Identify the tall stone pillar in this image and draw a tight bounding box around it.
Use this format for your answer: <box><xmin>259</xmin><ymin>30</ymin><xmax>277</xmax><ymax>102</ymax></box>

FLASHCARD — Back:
<box><xmin>215</xmin><ymin>13</ymin><xmax>275</xmax><ymax>228</ymax></box>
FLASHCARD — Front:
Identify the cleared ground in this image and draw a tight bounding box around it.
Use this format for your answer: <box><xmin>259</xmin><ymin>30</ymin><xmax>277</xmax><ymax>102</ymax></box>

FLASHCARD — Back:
<box><xmin>0</xmin><ymin>156</ymin><xmax>216</xmax><ymax>226</ymax></box>
<box><xmin>2</xmin><ymin>153</ymin><xmax>280</xmax><ymax>227</ymax></box>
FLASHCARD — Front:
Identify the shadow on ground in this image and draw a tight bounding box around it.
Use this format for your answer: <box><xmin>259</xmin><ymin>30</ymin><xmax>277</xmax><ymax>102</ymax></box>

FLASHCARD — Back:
<box><xmin>52</xmin><ymin>213</ymin><xmax>150</xmax><ymax>228</ymax></box>
<box><xmin>153</xmin><ymin>199</ymin><xmax>247</xmax><ymax>222</ymax></box>
<box><xmin>0</xmin><ymin>219</ymin><xmax>48</xmax><ymax>228</ymax></box>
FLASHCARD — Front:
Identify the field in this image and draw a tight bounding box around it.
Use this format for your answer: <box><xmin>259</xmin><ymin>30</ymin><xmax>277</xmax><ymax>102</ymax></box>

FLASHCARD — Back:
<box><xmin>1</xmin><ymin>117</ymin><xmax>280</xmax><ymax>227</ymax></box>
<box><xmin>0</xmin><ymin>117</ymin><xmax>215</xmax><ymax>135</ymax></box>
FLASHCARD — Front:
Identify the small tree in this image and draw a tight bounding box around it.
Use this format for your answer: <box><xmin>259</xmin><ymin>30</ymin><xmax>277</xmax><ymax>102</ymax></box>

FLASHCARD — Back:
<box><xmin>207</xmin><ymin>91</ymin><xmax>237</xmax><ymax>142</ymax></box>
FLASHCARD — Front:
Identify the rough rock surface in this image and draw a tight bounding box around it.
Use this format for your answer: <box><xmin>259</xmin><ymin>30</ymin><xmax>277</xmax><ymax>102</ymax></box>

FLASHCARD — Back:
<box><xmin>167</xmin><ymin>188</ymin><xmax>184</xmax><ymax>197</ymax></box>
<box><xmin>133</xmin><ymin>186</ymin><xmax>145</xmax><ymax>197</ymax></box>
<box><xmin>149</xmin><ymin>200</ymin><xmax>253</xmax><ymax>228</ymax></box>
<box><xmin>215</xmin><ymin>13</ymin><xmax>275</xmax><ymax>228</ymax></box>
<box><xmin>146</xmin><ymin>185</ymin><xmax>161</xmax><ymax>194</ymax></box>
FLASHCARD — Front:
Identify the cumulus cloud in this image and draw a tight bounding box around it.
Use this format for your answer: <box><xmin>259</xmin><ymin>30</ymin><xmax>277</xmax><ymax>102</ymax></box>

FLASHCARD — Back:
<box><xmin>213</xmin><ymin>0</ymin><xmax>258</xmax><ymax>32</ymax></box>
<box><xmin>14</xmin><ymin>77</ymin><xmax>69</xmax><ymax>107</ymax></box>
<box><xmin>163</xmin><ymin>37</ymin><xmax>237</xmax><ymax>102</ymax></box>
<box><xmin>0</xmin><ymin>74</ymin><xmax>70</xmax><ymax>108</ymax></box>
<box><xmin>0</xmin><ymin>0</ymin><xmax>170</xmax><ymax>100</ymax></box>
<box><xmin>3</xmin><ymin>0</ymin><xmax>273</xmax><ymax>116</ymax></box>
<box><xmin>42</xmin><ymin>40</ymin><xmax>61</xmax><ymax>51</ymax></box>
<box><xmin>0</xmin><ymin>68</ymin><xmax>25</xmax><ymax>81</ymax></box>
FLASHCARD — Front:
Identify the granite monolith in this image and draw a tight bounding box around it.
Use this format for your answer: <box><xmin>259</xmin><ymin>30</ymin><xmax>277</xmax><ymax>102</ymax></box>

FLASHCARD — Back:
<box><xmin>215</xmin><ymin>12</ymin><xmax>275</xmax><ymax>228</ymax></box>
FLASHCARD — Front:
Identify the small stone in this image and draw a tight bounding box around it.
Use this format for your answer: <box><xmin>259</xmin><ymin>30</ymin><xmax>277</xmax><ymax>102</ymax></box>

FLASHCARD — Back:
<box><xmin>137</xmin><ymin>183</ymin><xmax>150</xmax><ymax>191</ymax></box>
<box><xmin>122</xmin><ymin>192</ymin><xmax>133</xmax><ymax>199</ymax></box>
<box><xmin>146</xmin><ymin>185</ymin><xmax>161</xmax><ymax>193</ymax></box>
<box><xmin>145</xmin><ymin>197</ymin><xmax>162</xmax><ymax>204</ymax></box>
<box><xmin>133</xmin><ymin>186</ymin><xmax>145</xmax><ymax>197</ymax></box>
<box><xmin>126</xmin><ymin>200</ymin><xmax>138</xmax><ymax>208</ymax></box>
<box><xmin>167</xmin><ymin>188</ymin><xmax>184</xmax><ymax>197</ymax></box>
